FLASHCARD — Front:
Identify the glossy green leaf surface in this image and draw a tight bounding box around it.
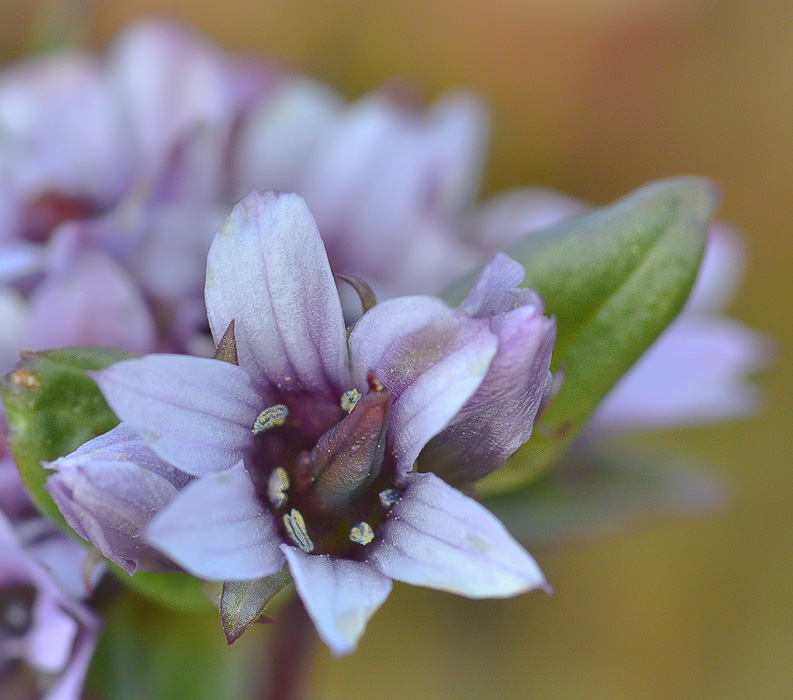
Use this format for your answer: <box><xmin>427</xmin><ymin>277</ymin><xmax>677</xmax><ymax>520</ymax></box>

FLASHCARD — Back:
<box><xmin>0</xmin><ymin>346</ymin><xmax>133</xmax><ymax>526</ymax></box>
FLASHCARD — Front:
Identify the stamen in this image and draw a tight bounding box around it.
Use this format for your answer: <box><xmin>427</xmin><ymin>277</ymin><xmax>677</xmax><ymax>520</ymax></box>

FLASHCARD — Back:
<box><xmin>252</xmin><ymin>404</ymin><xmax>289</xmax><ymax>434</ymax></box>
<box><xmin>267</xmin><ymin>467</ymin><xmax>290</xmax><ymax>508</ymax></box>
<box><xmin>340</xmin><ymin>389</ymin><xmax>361</xmax><ymax>413</ymax></box>
<box><xmin>283</xmin><ymin>509</ymin><xmax>314</xmax><ymax>552</ymax></box>
<box><xmin>379</xmin><ymin>488</ymin><xmax>401</xmax><ymax>508</ymax></box>
<box><xmin>349</xmin><ymin>522</ymin><xmax>375</xmax><ymax>546</ymax></box>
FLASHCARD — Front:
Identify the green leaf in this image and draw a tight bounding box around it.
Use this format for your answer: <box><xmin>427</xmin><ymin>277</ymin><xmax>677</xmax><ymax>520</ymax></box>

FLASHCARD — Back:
<box><xmin>0</xmin><ymin>345</ymin><xmax>215</xmax><ymax>612</ymax></box>
<box><xmin>483</xmin><ymin>443</ymin><xmax>726</xmax><ymax>545</ymax></box>
<box><xmin>220</xmin><ymin>568</ymin><xmax>293</xmax><ymax>644</ymax></box>
<box><xmin>111</xmin><ymin>568</ymin><xmax>217</xmax><ymax>614</ymax></box>
<box><xmin>447</xmin><ymin>177</ymin><xmax>718</xmax><ymax>496</ymax></box>
<box><xmin>0</xmin><ymin>346</ymin><xmax>133</xmax><ymax>527</ymax></box>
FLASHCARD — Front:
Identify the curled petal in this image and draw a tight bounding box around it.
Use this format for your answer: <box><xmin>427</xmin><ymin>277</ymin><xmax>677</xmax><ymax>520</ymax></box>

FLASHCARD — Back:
<box><xmin>205</xmin><ymin>191</ymin><xmax>350</xmax><ymax>395</ymax></box>
<box><xmin>349</xmin><ymin>296</ymin><xmax>497</xmax><ymax>473</ymax></box>
<box><xmin>92</xmin><ymin>354</ymin><xmax>261</xmax><ymax>476</ymax></box>
<box><xmin>147</xmin><ymin>462</ymin><xmax>285</xmax><ymax>581</ymax></box>
<box><xmin>459</xmin><ymin>252</ymin><xmax>527</xmax><ymax>317</ymax></box>
<box><xmin>46</xmin><ymin>424</ymin><xmax>189</xmax><ymax>574</ymax></box>
<box><xmin>282</xmin><ymin>546</ymin><xmax>392</xmax><ymax>656</ymax></box>
<box><xmin>370</xmin><ymin>473</ymin><xmax>547</xmax><ymax>598</ymax></box>
<box><xmin>421</xmin><ymin>255</ymin><xmax>557</xmax><ymax>484</ymax></box>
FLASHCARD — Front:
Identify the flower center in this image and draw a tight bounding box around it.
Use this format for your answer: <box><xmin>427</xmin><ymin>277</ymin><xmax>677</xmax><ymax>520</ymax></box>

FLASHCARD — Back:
<box><xmin>22</xmin><ymin>192</ymin><xmax>98</xmax><ymax>244</ymax></box>
<box><xmin>247</xmin><ymin>372</ymin><xmax>402</xmax><ymax>558</ymax></box>
<box><xmin>0</xmin><ymin>584</ymin><xmax>35</xmax><ymax>641</ymax></box>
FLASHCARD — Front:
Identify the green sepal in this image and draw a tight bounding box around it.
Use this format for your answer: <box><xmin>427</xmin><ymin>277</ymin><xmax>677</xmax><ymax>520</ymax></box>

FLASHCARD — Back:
<box><xmin>0</xmin><ymin>346</ymin><xmax>134</xmax><ymax>528</ymax></box>
<box><xmin>220</xmin><ymin>568</ymin><xmax>293</xmax><ymax>644</ymax></box>
<box><xmin>447</xmin><ymin>177</ymin><xmax>718</xmax><ymax>495</ymax></box>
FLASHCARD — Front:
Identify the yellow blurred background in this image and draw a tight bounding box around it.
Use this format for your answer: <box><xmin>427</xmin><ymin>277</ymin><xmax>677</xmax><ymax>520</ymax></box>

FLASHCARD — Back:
<box><xmin>2</xmin><ymin>1</ymin><xmax>791</xmax><ymax>698</ymax></box>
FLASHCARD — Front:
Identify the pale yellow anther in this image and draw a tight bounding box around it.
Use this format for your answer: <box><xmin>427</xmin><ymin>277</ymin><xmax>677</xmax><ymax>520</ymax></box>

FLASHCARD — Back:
<box><xmin>283</xmin><ymin>509</ymin><xmax>314</xmax><ymax>553</ymax></box>
<box><xmin>340</xmin><ymin>389</ymin><xmax>361</xmax><ymax>413</ymax></box>
<box><xmin>378</xmin><ymin>488</ymin><xmax>401</xmax><ymax>508</ymax></box>
<box><xmin>267</xmin><ymin>467</ymin><xmax>290</xmax><ymax>509</ymax></box>
<box><xmin>349</xmin><ymin>522</ymin><xmax>375</xmax><ymax>546</ymax></box>
<box><xmin>252</xmin><ymin>404</ymin><xmax>289</xmax><ymax>434</ymax></box>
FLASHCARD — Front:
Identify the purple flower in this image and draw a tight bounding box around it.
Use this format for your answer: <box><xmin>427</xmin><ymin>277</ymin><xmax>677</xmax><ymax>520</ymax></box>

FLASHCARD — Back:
<box><xmin>47</xmin><ymin>191</ymin><xmax>555</xmax><ymax>655</ymax></box>
<box><xmin>0</xmin><ymin>19</ymin><xmax>271</xmax><ymax>355</ymax></box>
<box><xmin>0</xmin><ymin>444</ymin><xmax>100</xmax><ymax>700</ymax></box>
<box><xmin>235</xmin><ymin>73</ymin><xmax>765</xmax><ymax>432</ymax></box>
<box><xmin>232</xmin><ymin>78</ymin><xmax>489</xmax><ymax>297</ymax></box>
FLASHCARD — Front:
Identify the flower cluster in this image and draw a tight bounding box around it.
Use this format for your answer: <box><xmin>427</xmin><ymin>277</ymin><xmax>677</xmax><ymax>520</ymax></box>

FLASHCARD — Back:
<box><xmin>0</xmin><ymin>16</ymin><xmax>768</xmax><ymax>698</ymax></box>
<box><xmin>0</xmin><ymin>437</ymin><xmax>99</xmax><ymax>700</ymax></box>
<box><xmin>47</xmin><ymin>191</ymin><xmax>556</xmax><ymax>654</ymax></box>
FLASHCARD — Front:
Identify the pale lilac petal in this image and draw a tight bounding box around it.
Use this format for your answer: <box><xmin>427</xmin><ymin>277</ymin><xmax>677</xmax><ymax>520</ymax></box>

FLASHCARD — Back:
<box><xmin>298</xmin><ymin>96</ymin><xmax>399</xmax><ymax>247</ymax></box>
<box><xmin>349</xmin><ymin>296</ymin><xmax>497</xmax><ymax>473</ymax></box>
<box><xmin>590</xmin><ymin>317</ymin><xmax>770</xmax><ymax>431</ymax></box>
<box><xmin>25</xmin><ymin>249</ymin><xmax>157</xmax><ymax>355</ymax></box>
<box><xmin>147</xmin><ymin>462</ymin><xmax>284</xmax><ymax>581</ymax></box>
<box><xmin>423</xmin><ymin>302</ymin><xmax>556</xmax><ymax>484</ymax></box>
<box><xmin>464</xmin><ymin>187</ymin><xmax>588</xmax><ymax>255</ymax></box>
<box><xmin>108</xmin><ymin>19</ymin><xmax>249</xmax><ymax>184</ymax></box>
<box><xmin>378</xmin><ymin>218</ymin><xmax>480</xmax><ymax>296</ymax></box>
<box><xmin>232</xmin><ymin>77</ymin><xmax>342</xmax><ymax>198</ymax></box>
<box><xmin>282</xmin><ymin>546</ymin><xmax>392</xmax><ymax>656</ymax></box>
<box><xmin>46</xmin><ymin>424</ymin><xmax>189</xmax><ymax>574</ymax></box>
<box><xmin>93</xmin><ymin>355</ymin><xmax>261</xmax><ymax>475</ymax></box>
<box><xmin>0</xmin><ymin>513</ymin><xmax>99</xmax><ymax>700</ymax></box>
<box><xmin>42</xmin><ymin>618</ymin><xmax>99</xmax><ymax>700</ymax></box>
<box><xmin>25</xmin><ymin>596</ymin><xmax>78</xmax><ymax>673</ymax></box>
<box><xmin>0</xmin><ymin>510</ymin><xmax>34</xmax><ymax>586</ymax></box>
<box><xmin>459</xmin><ymin>252</ymin><xmax>527</xmax><ymax>317</ymax></box>
<box><xmin>205</xmin><ymin>191</ymin><xmax>350</xmax><ymax>394</ymax></box>
<box><xmin>0</xmin><ymin>241</ymin><xmax>44</xmax><ymax>282</ymax></box>
<box><xmin>28</xmin><ymin>532</ymin><xmax>103</xmax><ymax>602</ymax></box>
<box><xmin>336</xmin><ymin>118</ymin><xmax>444</xmax><ymax>277</ymax></box>
<box><xmin>0</xmin><ymin>287</ymin><xmax>27</xmax><ymax>374</ymax></box>
<box><xmin>127</xmin><ymin>202</ymin><xmax>223</xmax><ymax>305</ymax></box>
<box><xmin>0</xmin><ymin>51</ymin><xmax>130</xmax><ymax>205</ymax></box>
<box><xmin>370</xmin><ymin>473</ymin><xmax>547</xmax><ymax>597</ymax></box>
<box><xmin>424</xmin><ymin>92</ymin><xmax>489</xmax><ymax>216</ymax></box>
<box><xmin>686</xmin><ymin>225</ymin><xmax>745</xmax><ymax>315</ymax></box>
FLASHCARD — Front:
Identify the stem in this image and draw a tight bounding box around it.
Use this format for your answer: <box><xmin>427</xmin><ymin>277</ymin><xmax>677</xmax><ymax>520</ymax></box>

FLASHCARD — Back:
<box><xmin>256</xmin><ymin>595</ymin><xmax>316</xmax><ymax>700</ymax></box>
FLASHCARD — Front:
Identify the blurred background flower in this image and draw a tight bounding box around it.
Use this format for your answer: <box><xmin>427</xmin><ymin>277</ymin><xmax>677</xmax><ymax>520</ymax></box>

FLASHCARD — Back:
<box><xmin>0</xmin><ymin>1</ymin><xmax>789</xmax><ymax>699</ymax></box>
